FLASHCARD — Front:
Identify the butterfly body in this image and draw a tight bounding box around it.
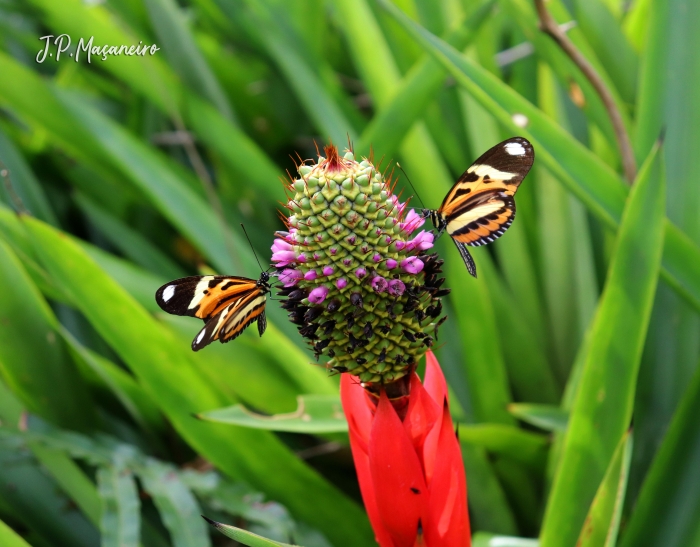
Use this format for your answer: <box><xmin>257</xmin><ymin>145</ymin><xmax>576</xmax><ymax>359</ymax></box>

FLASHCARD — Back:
<box><xmin>155</xmin><ymin>272</ymin><xmax>271</xmax><ymax>351</ymax></box>
<box><xmin>422</xmin><ymin>137</ymin><xmax>534</xmax><ymax>277</ymax></box>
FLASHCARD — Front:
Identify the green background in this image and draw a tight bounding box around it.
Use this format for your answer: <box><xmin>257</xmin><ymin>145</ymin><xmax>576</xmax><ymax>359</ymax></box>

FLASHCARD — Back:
<box><xmin>0</xmin><ymin>0</ymin><xmax>698</xmax><ymax>545</ymax></box>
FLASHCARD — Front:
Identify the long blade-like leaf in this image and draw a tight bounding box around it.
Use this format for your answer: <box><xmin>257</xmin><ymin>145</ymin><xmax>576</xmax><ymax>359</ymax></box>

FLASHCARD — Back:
<box><xmin>24</xmin><ymin>217</ymin><xmax>374</xmax><ymax>546</ymax></box>
<box><xmin>540</xmin><ymin>145</ymin><xmax>665</xmax><ymax>547</ymax></box>
<box><xmin>377</xmin><ymin>0</ymin><xmax>700</xmax><ymax>312</ymax></box>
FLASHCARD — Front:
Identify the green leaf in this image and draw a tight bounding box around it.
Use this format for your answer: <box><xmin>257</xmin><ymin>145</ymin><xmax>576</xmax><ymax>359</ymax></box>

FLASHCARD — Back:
<box><xmin>60</xmin><ymin>327</ymin><xmax>166</xmax><ymax>435</ymax></box>
<box><xmin>472</xmin><ymin>533</ymin><xmax>539</xmax><ymax>547</ymax></box>
<box><xmin>0</xmin><ymin>127</ymin><xmax>57</xmax><ymax>225</ymax></box>
<box><xmin>203</xmin><ymin>517</ymin><xmax>297</xmax><ymax>547</ymax></box>
<box><xmin>0</xmin><ymin>236</ymin><xmax>95</xmax><ymax>432</ymax></box>
<box><xmin>507</xmin><ymin>404</ymin><xmax>569</xmax><ymax>433</ymax></box>
<box><xmin>447</xmin><ymin>250</ymin><xmax>515</xmax><ymax>425</ymax></box>
<box><xmin>0</xmin><ymin>437</ymin><xmax>99</xmax><ymax>547</ymax></box>
<box><xmin>572</xmin><ymin>0</ymin><xmax>638</xmax><ymax>103</ymax></box>
<box><xmin>183</xmin><ymin>94</ymin><xmax>284</xmax><ymax>199</ymax></box>
<box><xmin>458</xmin><ymin>424</ymin><xmax>548</xmax><ymax>471</ymax></box>
<box><xmin>97</xmin><ymin>464</ymin><xmax>141</xmax><ymax>547</ymax></box>
<box><xmin>356</xmin><ymin>0</ymin><xmax>494</xmax><ymax>157</ymax></box>
<box><xmin>333</xmin><ymin>0</ymin><xmax>455</xmax><ymax>206</ymax></box>
<box><xmin>163</xmin><ymin>315</ymin><xmax>335</xmax><ymax>416</ymax></box>
<box><xmin>139</xmin><ymin>458</ymin><xmax>211</xmax><ymax>547</ymax></box>
<box><xmin>23</xmin><ymin>217</ymin><xmax>374</xmax><ymax>547</ymax></box>
<box><xmin>461</xmin><ymin>444</ymin><xmax>519</xmax><ymax>535</ymax></box>
<box><xmin>576</xmin><ymin>428</ymin><xmax>632</xmax><ymax>547</ymax></box>
<box><xmin>377</xmin><ymin>0</ymin><xmax>700</xmax><ymax>313</ymax></box>
<box><xmin>30</xmin><ymin>443</ymin><xmax>102</xmax><ymax>527</ymax></box>
<box><xmin>479</xmin><ymin>255</ymin><xmax>559</xmax><ymax>404</ymax></box>
<box><xmin>619</xmin><ymin>360</ymin><xmax>700</xmax><ymax>547</ymax></box>
<box><xmin>238</xmin><ymin>1</ymin><xmax>357</xmax><ymax>144</ymax></box>
<box><xmin>54</xmin><ymin>89</ymin><xmax>241</xmax><ymax>274</ymax></box>
<box><xmin>0</xmin><ymin>519</ymin><xmax>33</xmax><ymax>547</ymax></box>
<box><xmin>26</xmin><ymin>0</ymin><xmax>180</xmax><ymax>115</ymax></box>
<box><xmin>198</xmin><ymin>395</ymin><xmax>347</xmax><ymax>434</ymax></box>
<box><xmin>144</xmin><ymin>0</ymin><xmax>235</xmax><ymax>122</ymax></box>
<box><xmin>629</xmin><ymin>0</ymin><xmax>700</xmax><ymax>511</ymax></box>
<box><xmin>539</xmin><ymin>144</ymin><xmax>665</xmax><ymax>547</ymax></box>
<box><xmin>75</xmin><ymin>193</ymin><xmax>186</xmax><ymax>279</ymax></box>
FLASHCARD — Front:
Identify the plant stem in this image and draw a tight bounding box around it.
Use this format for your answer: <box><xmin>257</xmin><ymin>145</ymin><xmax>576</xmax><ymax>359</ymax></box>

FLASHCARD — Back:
<box><xmin>534</xmin><ymin>0</ymin><xmax>637</xmax><ymax>184</ymax></box>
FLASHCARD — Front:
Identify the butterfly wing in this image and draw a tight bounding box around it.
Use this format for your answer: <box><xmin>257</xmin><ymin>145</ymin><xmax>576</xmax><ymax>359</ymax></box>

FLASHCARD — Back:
<box><xmin>438</xmin><ymin>137</ymin><xmax>534</xmax><ymax>247</ymax></box>
<box><xmin>155</xmin><ymin>275</ymin><xmax>268</xmax><ymax>351</ymax></box>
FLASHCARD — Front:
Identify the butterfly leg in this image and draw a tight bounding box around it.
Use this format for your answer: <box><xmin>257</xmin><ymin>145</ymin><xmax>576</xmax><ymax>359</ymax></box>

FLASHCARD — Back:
<box><xmin>257</xmin><ymin>311</ymin><xmax>267</xmax><ymax>336</ymax></box>
<box><xmin>454</xmin><ymin>240</ymin><xmax>477</xmax><ymax>278</ymax></box>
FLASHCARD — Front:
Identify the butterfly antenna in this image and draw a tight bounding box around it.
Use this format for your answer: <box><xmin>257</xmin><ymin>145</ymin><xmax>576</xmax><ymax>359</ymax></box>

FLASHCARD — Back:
<box><xmin>240</xmin><ymin>223</ymin><xmax>265</xmax><ymax>273</ymax></box>
<box><xmin>396</xmin><ymin>162</ymin><xmax>426</xmax><ymax>209</ymax></box>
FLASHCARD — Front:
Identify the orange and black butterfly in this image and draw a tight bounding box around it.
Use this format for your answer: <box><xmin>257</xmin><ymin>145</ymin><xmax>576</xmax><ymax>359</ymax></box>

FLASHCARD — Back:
<box><xmin>155</xmin><ymin>272</ymin><xmax>271</xmax><ymax>351</ymax></box>
<box><xmin>422</xmin><ymin>137</ymin><xmax>534</xmax><ymax>278</ymax></box>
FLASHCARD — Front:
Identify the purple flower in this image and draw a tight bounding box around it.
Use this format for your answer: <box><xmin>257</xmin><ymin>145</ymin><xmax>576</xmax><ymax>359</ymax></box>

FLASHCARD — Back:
<box><xmin>323</xmin><ymin>265</ymin><xmax>335</xmax><ymax>276</ymax></box>
<box><xmin>336</xmin><ymin>277</ymin><xmax>348</xmax><ymax>289</ymax></box>
<box><xmin>355</xmin><ymin>267</ymin><xmax>367</xmax><ymax>279</ymax></box>
<box><xmin>279</xmin><ymin>268</ymin><xmax>302</xmax><ymax>287</ymax></box>
<box><xmin>371</xmin><ymin>276</ymin><xmax>388</xmax><ymax>293</ymax></box>
<box><xmin>297</xmin><ymin>253</ymin><xmax>307</xmax><ymax>263</ymax></box>
<box><xmin>372</xmin><ymin>253</ymin><xmax>382</xmax><ymax>263</ymax></box>
<box><xmin>304</xmin><ymin>270</ymin><xmax>318</xmax><ymax>281</ymax></box>
<box><xmin>394</xmin><ymin>240</ymin><xmax>405</xmax><ymax>251</ymax></box>
<box><xmin>385</xmin><ymin>259</ymin><xmax>398</xmax><ymax>270</ymax></box>
<box><xmin>405</xmin><ymin>230</ymin><xmax>434</xmax><ymax>251</ymax></box>
<box><xmin>388</xmin><ymin>279</ymin><xmax>406</xmax><ymax>296</ymax></box>
<box><xmin>271</xmin><ymin>250</ymin><xmax>298</xmax><ymax>268</ymax></box>
<box><xmin>399</xmin><ymin>209</ymin><xmax>425</xmax><ymax>233</ymax></box>
<box><xmin>309</xmin><ymin>286</ymin><xmax>330</xmax><ymax>304</ymax></box>
<box><xmin>271</xmin><ymin>238</ymin><xmax>293</xmax><ymax>253</ymax></box>
<box><xmin>401</xmin><ymin>257</ymin><xmax>424</xmax><ymax>274</ymax></box>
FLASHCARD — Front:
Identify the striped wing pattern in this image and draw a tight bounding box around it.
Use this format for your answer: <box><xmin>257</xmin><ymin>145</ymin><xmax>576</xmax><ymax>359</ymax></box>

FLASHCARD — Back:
<box><xmin>155</xmin><ymin>275</ymin><xmax>268</xmax><ymax>351</ymax></box>
<box><xmin>439</xmin><ymin>137</ymin><xmax>534</xmax><ymax>247</ymax></box>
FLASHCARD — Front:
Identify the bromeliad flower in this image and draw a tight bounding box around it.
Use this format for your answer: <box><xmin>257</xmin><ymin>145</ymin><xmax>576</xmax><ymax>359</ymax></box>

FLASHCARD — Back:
<box><xmin>272</xmin><ymin>144</ymin><xmax>448</xmax><ymax>384</ymax></box>
<box><xmin>341</xmin><ymin>351</ymin><xmax>470</xmax><ymax>547</ymax></box>
<box><xmin>272</xmin><ymin>144</ymin><xmax>468</xmax><ymax>545</ymax></box>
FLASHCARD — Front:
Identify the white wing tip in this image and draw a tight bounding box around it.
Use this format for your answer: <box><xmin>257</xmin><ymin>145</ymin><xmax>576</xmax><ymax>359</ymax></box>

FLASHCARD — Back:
<box><xmin>162</xmin><ymin>285</ymin><xmax>176</xmax><ymax>302</ymax></box>
<box><xmin>504</xmin><ymin>142</ymin><xmax>526</xmax><ymax>156</ymax></box>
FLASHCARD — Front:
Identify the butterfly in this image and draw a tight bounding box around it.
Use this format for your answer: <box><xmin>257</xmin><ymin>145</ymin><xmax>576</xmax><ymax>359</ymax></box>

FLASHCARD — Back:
<box><xmin>422</xmin><ymin>136</ymin><xmax>534</xmax><ymax>278</ymax></box>
<box><xmin>155</xmin><ymin>272</ymin><xmax>271</xmax><ymax>351</ymax></box>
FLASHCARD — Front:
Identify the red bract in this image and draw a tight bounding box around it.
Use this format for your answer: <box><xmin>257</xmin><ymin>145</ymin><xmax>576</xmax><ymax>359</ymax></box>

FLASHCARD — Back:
<box><xmin>340</xmin><ymin>351</ymin><xmax>470</xmax><ymax>547</ymax></box>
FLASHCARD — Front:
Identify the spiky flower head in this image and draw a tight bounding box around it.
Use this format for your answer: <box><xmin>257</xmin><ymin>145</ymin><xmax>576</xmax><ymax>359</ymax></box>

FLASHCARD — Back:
<box><xmin>272</xmin><ymin>144</ymin><xmax>449</xmax><ymax>386</ymax></box>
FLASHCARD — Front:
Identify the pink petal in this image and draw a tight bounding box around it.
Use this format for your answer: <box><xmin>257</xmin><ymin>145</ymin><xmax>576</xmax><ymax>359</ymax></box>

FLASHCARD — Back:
<box><xmin>371</xmin><ymin>276</ymin><xmax>388</xmax><ymax>293</ymax></box>
<box><xmin>271</xmin><ymin>238</ymin><xmax>293</xmax><ymax>253</ymax></box>
<box><xmin>308</xmin><ymin>286</ymin><xmax>329</xmax><ymax>304</ymax></box>
<box><xmin>400</xmin><ymin>257</ymin><xmax>424</xmax><ymax>275</ymax></box>
<box><xmin>278</xmin><ymin>268</ymin><xmax>302</xmax><ymax>287</ymax></box>
<box><xmin>388</xmin><ymin>279</ymin><xmax>405</xmax><ymax>296</ymax></box>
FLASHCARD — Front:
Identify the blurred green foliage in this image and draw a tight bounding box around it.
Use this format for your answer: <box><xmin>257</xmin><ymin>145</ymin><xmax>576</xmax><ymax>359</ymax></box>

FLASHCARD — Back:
<box><xmin>0</xmin><ymin>0</ymin><xmax>698</xmax><ymax>546</ymax></box>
